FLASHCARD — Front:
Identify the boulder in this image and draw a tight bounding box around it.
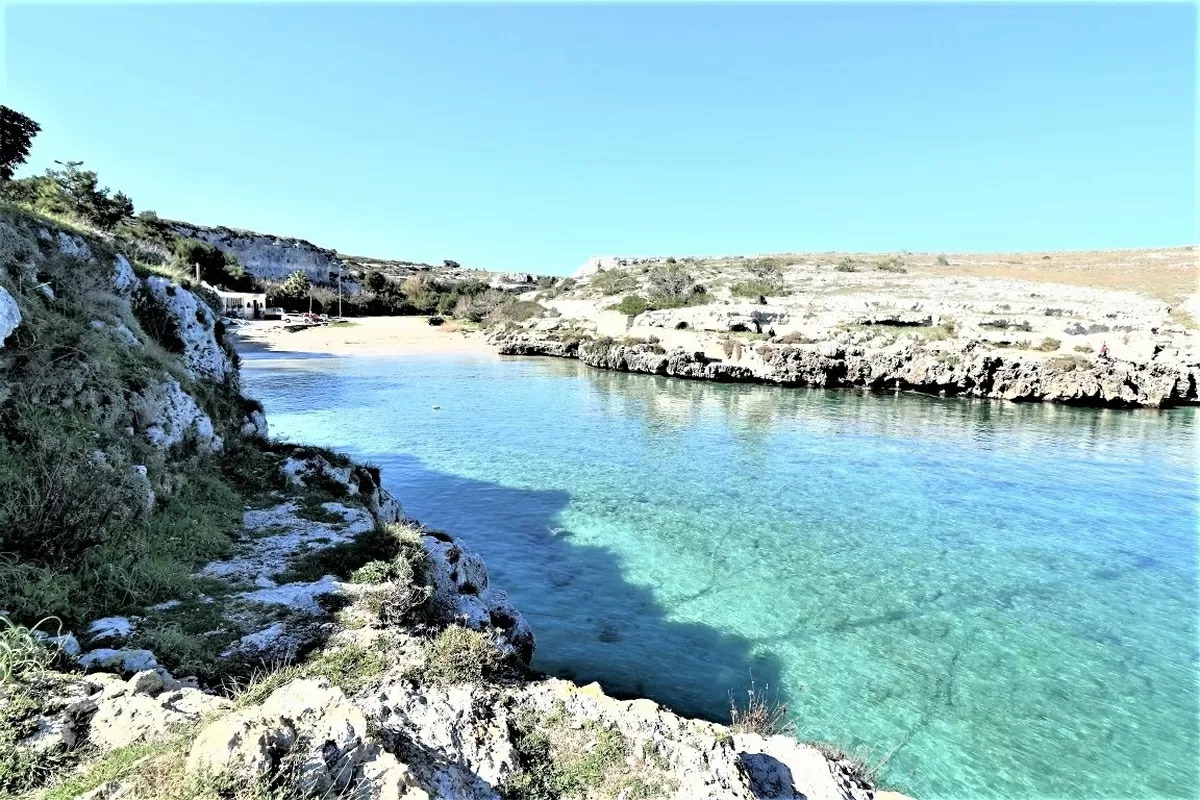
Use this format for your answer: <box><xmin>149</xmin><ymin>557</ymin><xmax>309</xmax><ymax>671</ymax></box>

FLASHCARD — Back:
<box><xmin>57</xmin><ymin>232</ymin><xmax>94</xmax><ymax>261</ymax></box>
<box><xmin>187</xmin><ymin>679</ymin><xmax>394</xmax><ymax>796</ymax></box>
<box><xmin>112</xmin><ymin>254</ymin><xmax>138</xmax><ymax>296</ymax></box>
<box><xmin>240</xmin><ymin>408</ymin><xmax>269</xmax><ymax>439</ymax></box>
<box><xmin>79</xmin><ymin>648</ymin><xmax>159</xmax><ymax>673</ymax></box>
<box><xmin>424</xmin><ymin>535</ymin><xmax>535</xmax><ymax>664</ymax></box>
<box><xmin>0</xmin><ymin>286</ymin><xmax>19</xmax><ymax>346</ymax></box>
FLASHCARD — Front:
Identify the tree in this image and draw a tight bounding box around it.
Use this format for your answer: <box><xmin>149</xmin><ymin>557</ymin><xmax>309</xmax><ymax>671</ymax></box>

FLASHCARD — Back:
<box><xmin>364</xmin><ymin>270</ymin><xmax>387</xmax><ymax>294</ymax></box>
<box><xmin>647</xmin><ymin>262</ymin><xmax>693</xmax><ymax>301</ymax></box>
<box><xmin>173</xmin><ymin>238</ymin><xmax>256</xmax><ymax>292</ymax></box>
<box><xmin>39</xmin><ymin>161</ymin><xmax>134</xmax><ymax>230</ymax></box>
<box><xmin>0</xmin><ymin>106</ymin><xmax>40</xmax><ymax>181</ymax></box>
<box><xmin>279</xmin><ymin>270</ymin><xmax>312</xmax><ymax>297</ymax></box>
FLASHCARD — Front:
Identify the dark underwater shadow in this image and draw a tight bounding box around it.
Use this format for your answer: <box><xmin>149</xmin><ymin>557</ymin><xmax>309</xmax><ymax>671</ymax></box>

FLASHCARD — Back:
<box><xmin>376</xmin><ymin>451</ymin><xmax>787</xmax><ymax>724</ymax></box>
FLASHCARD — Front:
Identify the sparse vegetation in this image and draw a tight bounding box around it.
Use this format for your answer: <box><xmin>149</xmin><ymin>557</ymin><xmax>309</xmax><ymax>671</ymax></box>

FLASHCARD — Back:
<box><xmin>421</xmin><ymin>624</ymin><xmax>508</xmax><ymax>685</ymax></box>
<box><xmin>615</xmin><ymin>294</ymin><xmax>649</xmax><ymax>316</ymax></box>
<box><xmin>875</xmin><ymin>256</ymin><xmax>907</xmax><ymax>273</ymax></box>
<box><xmin>503</xmin><ymin>704</ymin><xmax>671</xmax><ymax>800</ymax></box>
<box><xmin>589</xmin><ymin>268</ymin><xmax>639</xmax><ymax>296</ymax></box>
<box><xmin>834</xmin><ymin>258</ymin><xmax>858</xmax><ymax>273</ymax></box>
<box><xmin>1035</xmin><ymin>337</ymin><xmax>1062</xmax><ymax>352</ymax></box>
<box><xmin>728</xmin><ymin>678</ymin><xmax>794</xmax><ymax>736</ymax></box>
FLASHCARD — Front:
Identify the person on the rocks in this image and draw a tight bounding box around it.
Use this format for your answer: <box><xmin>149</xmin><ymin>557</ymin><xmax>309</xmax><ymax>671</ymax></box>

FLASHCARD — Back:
<box><xmin>1100</xmin><ymin>342</ymin><xmax>1109</xmax><ymax>359</ymax></box>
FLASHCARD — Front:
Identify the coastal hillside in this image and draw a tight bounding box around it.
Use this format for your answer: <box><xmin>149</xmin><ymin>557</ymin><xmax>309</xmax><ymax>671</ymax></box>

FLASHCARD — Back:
<box><xmin>490</xmin><ymin>248</ymin><xmax>1199</xmax><ymax>408</ymax></box>
<box><xmin>0</xmin><ymin>205</ymin><xmax>910</xmax><ymax>798</ymax></box>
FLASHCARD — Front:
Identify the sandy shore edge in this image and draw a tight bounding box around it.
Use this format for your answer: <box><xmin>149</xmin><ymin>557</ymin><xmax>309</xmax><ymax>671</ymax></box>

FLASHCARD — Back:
<box><xmin>229</xmin><ymin>316</ymin><xmax>497</xmax><ymax>357</ymax></box>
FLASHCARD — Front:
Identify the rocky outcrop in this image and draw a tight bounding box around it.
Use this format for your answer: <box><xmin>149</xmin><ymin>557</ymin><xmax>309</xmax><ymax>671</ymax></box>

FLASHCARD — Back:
<box><xmin>143</xmin><ymin>276</ymin><xmax>235</xmax><ymax>382</ymax></box>
<box><xmin>640</xmin><ymin>303</ymin><xmax>792</xmax><ymax>332</ymax></box>
<box><xmin>187</xmin><ymin>679</ymin><xmax>411</xmax><ymax>797</ymax></box>
<box><xmin>171</xmin><ymin>221</ymin><xmax>360</xmax><ymax>292</ymax></box>
<box><xmin>111</xmin><ymin>253</ymin><xmax>138</xmax><ymax>296</ymax></box>
<box><xmin>240</xmin><ymin>408</ymin><xmax>269</xmax><ymax>439</ymax></box>
<box><xmin>282</xmin><ymin>450</ymin><xmax>404</xmax><ymax>523</ymax></box>
<box><xmin>131</xmin><ymin>378</ymin><xmax>224</xmax><ymax>451</ymax></box>
<box><xmin>424</xmin><ymin>534</ymin><xmax>535</xmax><ymax>663</ymax></box>
<box><xmin>497</xmin><ymin>333</ymin><xmax>1200</xmax><ymax>408</ymax></box>
<box><xmin>23</xmin><ymin>667</ymin><xmax>225</xmax><ymax>756</ymax></box>
<box><xmin>0</xmin><ymin>285</ymin><xmax>19</xmax><ymax>346</ymax></box>
<box><xmin>56</xmin><ymin>231</ymin><xmax>93</xmax><ymax>262</ymax></box>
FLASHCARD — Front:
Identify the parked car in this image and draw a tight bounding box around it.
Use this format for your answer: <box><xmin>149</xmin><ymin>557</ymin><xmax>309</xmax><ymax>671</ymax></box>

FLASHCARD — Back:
<box><xmin>281</xmin><ymin>313</ymin><xmax>309</xmax><ymax>326</ymax></box>
<box><xmin>428</xmin><ymin>316</ymin><xmax>444</xmax><ymax>326</ymax></box>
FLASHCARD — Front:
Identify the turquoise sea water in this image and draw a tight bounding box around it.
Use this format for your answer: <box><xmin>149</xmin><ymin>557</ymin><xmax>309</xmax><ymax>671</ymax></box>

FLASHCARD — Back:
<box><xmin>242</xmin><ymin>353</ymin><xmax>1199</xmax><ymax>800</ymax></box>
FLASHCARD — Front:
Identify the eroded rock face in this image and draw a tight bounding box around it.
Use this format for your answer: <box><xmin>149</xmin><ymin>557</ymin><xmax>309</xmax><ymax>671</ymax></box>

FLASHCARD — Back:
<box><xmin>171</xmin><ymin>222</ymin><xmax>359</xmax><ymax>293</ymax></box>
<box><xmin>498</xmin><ymin>333</ymin><xmax>1200</xmax><ymax>408</ymax></box>
<box><xmin>282</xmin><ymin>452</ymin><xmax>405</xmax><ymax>523</ymax></box>
<box><xmin>187</xmin><ymin>679</ymin><xmax>408</xmax><ymax>797</ymax></box>
<box><xmin>131</xmin><ymin>378</ymin><xmax>224</xmax><ymax>451</ymax></box>
<box><xmin>424</xmin><ymin>535</ymin><xmax>535</xmax><ymax>664</ymax></box>
<box><xmin>112</xmin><ymin>254</ymin><xmax>138</xmax><ymax>297</ymax></box>
<box><xmin>240</xmin><ymin>408</ymin><xmax>269</xmax><ymax>439</ymax></box>
<box><xmin>56</xmin><ymin>232</ymin><xmax>94</xmax><ymax>261</ymax></box>
<box><xmin>640</xmin><ymin>303</ymin><xmax>792</xmax><ymax>332</ymax></box>
<box><xmin>0</xmin><ymin>285</ymin><xmax>19</xmax><ymax>346</ymax></box>
<box><xmin>142</xmin><ymin>277</ymin><xmax>234</xmax><ymax>382</ymax></box>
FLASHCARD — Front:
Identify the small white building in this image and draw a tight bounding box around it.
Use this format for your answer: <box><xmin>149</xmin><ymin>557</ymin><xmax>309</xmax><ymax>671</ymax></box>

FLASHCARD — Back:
<box><xmin>204</xmin><ymin>283</ymin><xmax>268</xmax><ymax>320</ymax></box>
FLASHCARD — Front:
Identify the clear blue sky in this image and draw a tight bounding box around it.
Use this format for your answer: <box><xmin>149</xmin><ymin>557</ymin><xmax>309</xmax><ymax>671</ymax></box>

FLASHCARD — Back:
<box><xmin>4</xmin><ymin>2</ymin><xmax>1195</xmax><ymax>274</ymax></box>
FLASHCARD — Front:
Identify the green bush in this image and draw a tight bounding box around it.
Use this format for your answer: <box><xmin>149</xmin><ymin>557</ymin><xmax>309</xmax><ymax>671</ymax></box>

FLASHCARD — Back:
<box><xmin>590</xmin><ymin>268</ymin><xmax>639</xmax><ymax>296</ymax></box>
<box><xmin>422</xmin><ymin>625</ymin><xmax>507</xmax><ymax>685</ymax></box>
<box><xmin>1035</xmin><ymin>337</ymin><xmax>1061</xmax><ymax>352</ymax></box>
<box><xmin>731</xmin><ymin>280</ymin><xmax>782</xmax><ymax>299</ymax></box>
<box><xmin>615</xmin><ymin>295</ymin><xmax>648</xmax><ymax>316</ymax></box>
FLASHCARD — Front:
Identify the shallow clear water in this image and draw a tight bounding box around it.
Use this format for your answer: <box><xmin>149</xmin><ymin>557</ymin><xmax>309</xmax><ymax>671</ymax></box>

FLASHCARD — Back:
<box><xmin>242</xmin><ymin>352</ymin><xmax>1199</xmax><ymax>799</ymax></box>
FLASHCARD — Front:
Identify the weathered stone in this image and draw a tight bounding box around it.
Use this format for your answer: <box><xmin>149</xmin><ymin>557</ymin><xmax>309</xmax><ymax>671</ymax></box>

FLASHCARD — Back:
<box><xmin>131</xmin><ymin>378</ymin><xmax>223</xmax><ymax>451</ymax></box>
<box><xmin>0</xmin><ymin>286</ymin><xmax>19</xmax><ymax>347</ymax></box>
<box><xmin>142</xmin><ymin>277</ymin><xmax>234</xmax><ymax>381</ymax></box>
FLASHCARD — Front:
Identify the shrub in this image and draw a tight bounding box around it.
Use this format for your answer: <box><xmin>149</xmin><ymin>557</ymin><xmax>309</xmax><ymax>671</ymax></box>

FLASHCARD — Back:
<box><xmin>777</xmin><ymin>332</ymin><xmax>818</xmax><ymax>345</ymax></box>
<box><xmin>590</xmin><ymin>268</ymin><xmax>639</xmax><ymax>296</ymax></box>
<box><xmin>615</xmin><ymin>295</ymin><xmax>648</xmax><ymax>316</ymax></box>
<box><xmin>422</xmin><ymin>625</ymin><xmax>507</xmax><ymax>685</ymax></box>
<box><xmin>834</xmin><ymin>258</ymin><xmax>858</xmax><ymax>272</ymax></box>
<box><xmin>935</xmin><ymin>255</ymin><xmax>950</xmax><ymax>266</ymax></box>
<box><xmin>172</xmin><ymin>239</ymin><xmax>257</xmax><ymax>293</ymax></box>
<box><xmin>746</xmin><ymin>257</ymin><xmax>783</xmax><ymax>283</ymax></box>
<box><xmin>1035</xmin><ymin>337</ymin><xmax>1061</xmax><ymax>352</ymax></box>
<box><xmin>731</xmin><ymin>280</ymin><xmax>782</xmax><ymax>299</ymax></box>
<box><xmin>488</xmin><ymin>299</ymin><xmax>543</xmax><ymax>325</ymax></box>
<box><xmin>1048</xmin><ymin>355</ymin><xmax>1091</xmax><ymax>372</ymax></box>
<box><xmin>729</xmin><ymin>678</ymin><xmax>793</xmax><ymax>736</ymax></box>
<box><xmin>453</xmin><ymin>290</ymin><xmax>502</xmax><ymax>322</ymax></box>
<box><xmin>0</xmin><ymin>616</ymin><xmax>59</xmax><ymax>684</ymax></box>
<box><xmin>646</xmin><ymin>263</ymin><xmax>693</xmax><ymax>301</ymax></box>
<box><xmin>874</xmin><ymin>256</ymin><xmax>907</xmax><ymax>273</ymax></box>
<box><xmin>1073</xmin><ymin>344</ymin><xmax>1093</xmax><ymax>353</ymax></box>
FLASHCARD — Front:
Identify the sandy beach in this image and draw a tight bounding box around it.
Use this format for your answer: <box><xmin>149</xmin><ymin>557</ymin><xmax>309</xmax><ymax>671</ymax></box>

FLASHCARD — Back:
<box><xmin>230</xmin><ymin>316</ymin><xmax>497</xmax><ymax>357</ymax></box>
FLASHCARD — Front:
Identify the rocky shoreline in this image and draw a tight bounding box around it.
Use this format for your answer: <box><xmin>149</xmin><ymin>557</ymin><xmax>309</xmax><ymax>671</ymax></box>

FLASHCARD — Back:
<box><xmin>495</xmin><ymin>332</ymin><xmax>1200</xmax><ymax>409</ymax></box>
<box><xmin>0</xmin><ymin>213</ymin><xmax>912</xmax><ymax>800</ymax></box>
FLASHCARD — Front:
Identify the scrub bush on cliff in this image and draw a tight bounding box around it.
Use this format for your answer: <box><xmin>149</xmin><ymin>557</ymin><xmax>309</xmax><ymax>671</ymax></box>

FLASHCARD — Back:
<box><xmin>0</xmin><ymin>105</ymin><xmax>40</xmax><ymax>182</ymax></box>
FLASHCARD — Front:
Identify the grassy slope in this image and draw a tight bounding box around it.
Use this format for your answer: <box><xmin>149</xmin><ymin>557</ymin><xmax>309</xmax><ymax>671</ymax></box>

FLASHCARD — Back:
<box><xmin>0</xmin><ymin>204</ymin><xmax>265</xmax><ymax>630</ymax></box>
